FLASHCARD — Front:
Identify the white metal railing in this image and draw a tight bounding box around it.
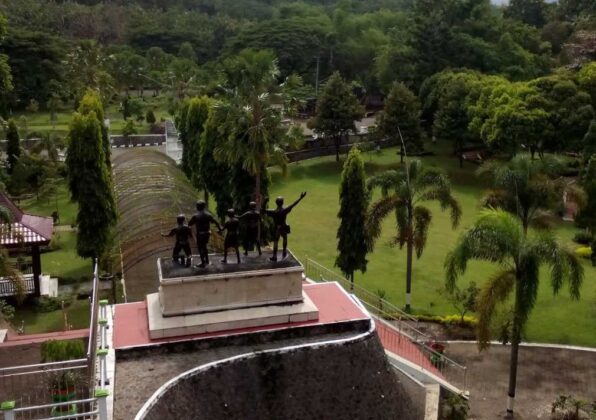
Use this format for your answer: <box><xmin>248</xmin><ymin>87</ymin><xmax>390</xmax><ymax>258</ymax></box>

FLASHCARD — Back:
<box><xmin>0</xmin><ymin>275</ymin><xmax>35</xmax><ymax>297</ymax></box>
<box><xmin>1</xmin><ymin>261</ymin><xmax>110</xmax><ymax>419</ymax></box>
<box><xmin>304</xmin><ymin>258</ymin><xmax>468</xmax><ymax>392</ymax></box>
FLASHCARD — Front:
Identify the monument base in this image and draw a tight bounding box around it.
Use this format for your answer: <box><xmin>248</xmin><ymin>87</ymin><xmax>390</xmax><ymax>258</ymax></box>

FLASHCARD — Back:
<box><xmin>147</xmin><ymin>292</ymin><xmax>319</xmax><ymax>339</ymax></box>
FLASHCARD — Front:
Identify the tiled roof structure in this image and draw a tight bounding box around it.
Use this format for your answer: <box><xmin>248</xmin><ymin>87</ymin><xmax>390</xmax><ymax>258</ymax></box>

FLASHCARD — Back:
<box><xmin>0</xmin><ymin>193</ymin><xmax>53</xmax><ymax>247</ymax></box>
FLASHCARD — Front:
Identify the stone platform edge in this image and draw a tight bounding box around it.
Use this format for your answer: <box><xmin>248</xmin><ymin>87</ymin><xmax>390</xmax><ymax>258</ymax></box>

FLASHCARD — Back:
<box><xmin>147</xmin><ymin>291</ymin><xmax>319</xmax><ymax>340</ymax></box>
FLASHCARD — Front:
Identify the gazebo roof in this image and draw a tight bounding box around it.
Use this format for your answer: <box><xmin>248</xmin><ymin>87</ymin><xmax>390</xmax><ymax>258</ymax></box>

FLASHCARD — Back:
<box><xmin>0</xmin><ymin>192</ymin><xmax>53</xmax><ymax>247</ymax></box>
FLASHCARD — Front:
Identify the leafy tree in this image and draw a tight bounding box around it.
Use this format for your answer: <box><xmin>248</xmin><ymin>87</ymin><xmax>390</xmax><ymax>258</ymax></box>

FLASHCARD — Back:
<box><xmin>582</xmin><ymin>119</ymin><xmax>596</xmax><ymax>165</ymax></box>
<box><xmin>5</xmin><ymin>119</ymin><xmax>20</xmax><ymax>174</ymax></box>
<box><xmin>577</xmin><ymin>158</ymin><xmax>596</xmax><ymax>252</ymax></box>
<box><xmin>26</xmin><ymin>99</ymin><xmax>39</xmax><ymax>113</ymax></box>
<box><xmin>336</xmin><ymin>147</ymin><xmax>369</xmax><ymax>289</ymax></box>
<box><xmin>178</xmin><ymin>42</ymin><xmax>197</xmax><ymax>63</ymax></box>
<box><xmin>367</xmin><ymin>160</ymin><xmax>461</xmax><ymax>312</ymax></box>
<box><xmin>122</xmin><ymin>119</ymin><xmax>137</xmax><ymax>137</ymax></box>
<box><xmin>445</xmin><ymin>209</ymin><xmax>583</xmax><ymax>417</ymax></box>
<box><xmin>32</xmin><ymin>132</ymin><xmax>63</xmax><ymax>163</ymax></box>
<box><xmin>578</xmin><ymin>62</ymin><xmax>596</xmax><ymax>107</ymax></box>
<box><xmin>445</xmin><ymin>281</ymin><xmax>480</xmax><ymax>324</ymax></box>
<box><xmin>376</xmin><ymin>83</ymin><xmax>423</xmax><ymax>163</ymax></box>
<box><xmin>66</xmin><ymin>112</ymin><xmax>117</xmax><ymax>259</ymax></box>
<box><xmin>505</xmin><ymin>0</ymin><xmax>547</xmax><ymax>28</ymax></box>
<box><xmin>47</xmin><ymin>94</ymin><xmax>61</xmax><ymax>128</ymax></box>
<box><xmin>64</xmin><ymin>40</ymin><xmax>113</xmax><ymax>103</ymax></box>
<box><xmin>312</xmin><ymin>72</ymin><xmax>363</xmax><ymax>162</ymax></box>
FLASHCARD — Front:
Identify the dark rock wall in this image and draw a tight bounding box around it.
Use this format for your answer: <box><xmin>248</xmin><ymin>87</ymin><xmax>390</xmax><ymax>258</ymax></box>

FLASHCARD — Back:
<box><xmin>141</xmin><ymin>332</ymin><xmax>418</xmax><ymax>420</ymax></box>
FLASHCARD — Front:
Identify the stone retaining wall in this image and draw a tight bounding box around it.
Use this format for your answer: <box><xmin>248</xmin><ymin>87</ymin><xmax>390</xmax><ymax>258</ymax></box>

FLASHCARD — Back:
<box><xmin>139</xmin><ymin>332</ymin><xmax>419</xmax><ymax>420</ymax></box>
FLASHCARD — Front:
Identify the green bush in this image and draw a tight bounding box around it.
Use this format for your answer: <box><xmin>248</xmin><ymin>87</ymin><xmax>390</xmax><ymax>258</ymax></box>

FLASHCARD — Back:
<box><xmin>33</xmin><ymin>296</ymin><xmax>71</xmax><ymax>313</ymax></box>
<box><xmin>575</xmin><ymin>246</ymin><xmax>593</xmax><ymax>259</ymax></box>
<box><xmin>573</xmin><ymin>231</ymin><xmax>593</xmax><ymax>245</ymax></box>
<box><xmin>41</xmin><ymin>339</ymin><xmax>85</xmax><ymax>362</ymax></box>
<box><xmin>416</xmin><ymin>314</ymin><xmax>478</xmax><ymax>328</ymax></box>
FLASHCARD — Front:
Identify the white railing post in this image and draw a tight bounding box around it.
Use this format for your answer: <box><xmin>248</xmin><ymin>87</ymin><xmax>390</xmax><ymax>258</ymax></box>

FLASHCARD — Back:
<box><xmin>99</xmin><ymin>318</ymin><xmax>108</xmax><ymax>350</ymax></box>
<box><xmin>0</xmin><ymin>401</ymin><xmax>15</xmax><ymax>420</ymax></box>
<box><xmin>96</xmin><ymin>389</ymin><xmax>109</xmax><ymax>420</ymax></box>
<box><xmin>97</xmin><ymin>349</ymin><xmax>109</xmax><ymax>386</ymax></box>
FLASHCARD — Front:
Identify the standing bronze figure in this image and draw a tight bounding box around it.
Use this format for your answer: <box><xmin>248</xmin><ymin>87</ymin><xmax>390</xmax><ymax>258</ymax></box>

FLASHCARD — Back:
<box><xmin>239</xmin><ymin>201</ymin><xmax>262</xmax><ymax>256</ymax></box>
<box><xmin>265</xmin><ymin>192</ymin><xmax>306</xmax><ymax>262</ymax></box>
<box><xmin>220</xmin><ymin>209</ymin><xmax>241</xmax><ymax>264</ymax></box>
<box><xmin>189</xmin><ymin>200</ymin><xmax>222</xmax><ymax>268</ymax></box>
<box><xmin>162</xmin><ymin>214</ymin><xmax>193</xmax><ymax>267</ymax></box>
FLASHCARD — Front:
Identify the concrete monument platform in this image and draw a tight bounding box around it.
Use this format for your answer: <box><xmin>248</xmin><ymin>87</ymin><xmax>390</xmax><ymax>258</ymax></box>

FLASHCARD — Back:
<box><xmin>148</xmin><ymin>252</ymin><xmax>319</xmax><ymax>339</ymax></box>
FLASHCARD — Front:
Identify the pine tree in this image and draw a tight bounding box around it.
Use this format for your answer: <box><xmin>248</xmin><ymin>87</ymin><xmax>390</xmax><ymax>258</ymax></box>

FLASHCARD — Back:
<box><xmin>313</xmin><ymin>72</ymin><xmax>363</xmax><ymax>162</ymax></box>
<box><xmin>184</xmin><ymin>96</ymin><xmax>211</xmax><ymax>192</ymax></box>
<box><xmin>77</xmin><ymin>90</ymin><xmax>111</xmax><ymax>170</ymax></box>
<box><xmin>376</xmin><ymin>82</ymin><xmax>423</xmax><ymax>163</ymax></box>
<box><xmin>67</xmin><ymin>112</ymin><xmax>117</xmax><ymax>259</ymax></box>
<box><xmin>336</xmin><ymin>147</ymin><xmax>369</xmax><ymax>288</ymax></box>
<box><xmin>5</xmin><ymin>119</ymin><xmax>20</xmax><ymax>174</ymax></box>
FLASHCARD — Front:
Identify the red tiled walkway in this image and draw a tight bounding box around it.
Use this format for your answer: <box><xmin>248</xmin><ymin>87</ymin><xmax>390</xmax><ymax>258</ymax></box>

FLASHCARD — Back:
<box><xmin>0</xmin><ymin>329</ymin><xmax>89</xmax><ymax>347</ymax></box>
<box><xmin>376</xmin><ymin>319</ymin><xmax>443</xmax><ymax>377</ymax></box>
<box><xmin>113</xmin><ymin>282</ymin><xmax>369</xmax><ymax>349</ymax></box>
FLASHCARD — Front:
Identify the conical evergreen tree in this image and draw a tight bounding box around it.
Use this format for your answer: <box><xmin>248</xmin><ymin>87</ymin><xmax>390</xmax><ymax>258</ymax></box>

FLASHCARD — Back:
<box><xmin>336</xmin><ymin>147</ymin><xmax>369</xmax><ymax>288</ymax></box>
<box><xmin>5</xmin><ymin>119</ymin><xmax>20</xmax><ymax>174</ymax></box>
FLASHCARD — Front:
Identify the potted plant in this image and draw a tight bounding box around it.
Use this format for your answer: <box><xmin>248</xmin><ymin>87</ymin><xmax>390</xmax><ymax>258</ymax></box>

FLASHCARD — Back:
<box><xmin>40</xmin><ymin>339</ymin><xmax>85</xmax><ymax>416</ymax></box>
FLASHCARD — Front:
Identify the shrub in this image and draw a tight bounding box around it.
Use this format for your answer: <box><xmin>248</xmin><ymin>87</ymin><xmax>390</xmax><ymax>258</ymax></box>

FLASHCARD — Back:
<box><xmin>122</xmin><ymin>119</ymin><xmax>137</xmax><ymax>137</ymax></box>
<box><xmin>41</xmin><ymin>339</ymin><xmax>85</xmax><ymax>362</ymax></box>
<box><xmin>575</xmin><ymin>247</ymin><xmax>593</xmax><ymax>259</ymax></box>
<box><xmin>573</xmin><ymin>231</ymin><xmax>593</xmax><ymax>245</ymax></box>
<box><xmin>145</xmin><ymin>109</ymin><xmax>156</xmax><ymax>125</ymax></box>
<box><xmin>383</xmin><ymin>313</ymin><xmax>478</xmax><ymax>328</ymax></box>
<box><xmin>33</xmin><ymin>296</ymin><xmax>71</xmax><ymax>313</ymax></box>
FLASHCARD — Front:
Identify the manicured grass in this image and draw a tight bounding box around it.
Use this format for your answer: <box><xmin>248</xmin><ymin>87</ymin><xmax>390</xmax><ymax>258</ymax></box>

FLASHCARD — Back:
<box><xmin>41</xmin><ymin>230</ymin><xmax>91</xmax><ymax>281</ymax></box>
<box><xmin>269</xmin><ymin>143</ymin><xmax>596</xmax><ymax>346</ymax></box>
<box><xmin>14</xmin><ymin>299</ymin><xmax>90</xmax><ymax>334</ymax></box>
<box><xmin>21</xmin><ymin>182</ymin><xmax>77</xmax><ymax>226</ymax></box>
<box><xmin>11</xmin><ymin>98</ymin><xmax>171</xmax><ymax>137</ymax></box>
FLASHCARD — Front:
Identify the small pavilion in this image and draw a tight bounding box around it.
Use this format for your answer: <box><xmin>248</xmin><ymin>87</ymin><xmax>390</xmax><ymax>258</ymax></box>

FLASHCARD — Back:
<box><xmin>0</xmin><ymin>192</ymin><xmax>53</xmax><ymax>297</ymax></box>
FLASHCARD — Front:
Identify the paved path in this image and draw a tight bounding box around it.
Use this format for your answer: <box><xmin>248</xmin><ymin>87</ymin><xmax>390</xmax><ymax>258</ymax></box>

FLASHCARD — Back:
<box><xmin>445</xmin><ymin>342</ymin><xmax>596</xmax><ymax>419</ymax></box>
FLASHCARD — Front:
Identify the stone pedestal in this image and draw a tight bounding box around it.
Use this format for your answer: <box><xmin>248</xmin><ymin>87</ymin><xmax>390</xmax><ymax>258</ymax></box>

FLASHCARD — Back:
<box><xmin>147</xmin><ymin>253</ymin><xmax>319</xmax><ymax>339</ymax></box>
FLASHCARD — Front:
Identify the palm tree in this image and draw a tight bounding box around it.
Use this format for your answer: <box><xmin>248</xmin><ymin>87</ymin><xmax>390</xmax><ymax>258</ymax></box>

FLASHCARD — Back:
<box><xmin>367</xmin><ymin>159</ymin><xmax>461</xmax><ymax>312</ymax></box>
<box><xmin>214</xmin><ymin>49</ymin><xmax>300</xmax><ymax>217</ymax></box>
<box><xmin>445</xmin><ymin>209</ymin><xmax>583</xmax><ymax>418</ymax></box>
<box><xmin>478</xmin><ymin>154</ymin><xmax>583</xmax><ymax>234</ymax></box>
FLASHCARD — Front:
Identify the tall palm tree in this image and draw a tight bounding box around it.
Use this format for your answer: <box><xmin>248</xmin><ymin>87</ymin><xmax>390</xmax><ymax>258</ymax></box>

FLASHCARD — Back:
<box><xmin>445</xmin><ymin>209</ymin><xmax>583</xmax><ymax>418</ymax></box>
<box><xmin>367</xmin><ymin>159</ymin><xmax>461</xmax><ymax>312</ymax></box>
<box><xmin>214</xmin><ymin>49</ymin><xmax>300</xmax><ymax>217</ymax></box>
<box><xmin>478</xmin><ymin>154</ymin><xmax>583</xmax><ymax>234</ymax></box>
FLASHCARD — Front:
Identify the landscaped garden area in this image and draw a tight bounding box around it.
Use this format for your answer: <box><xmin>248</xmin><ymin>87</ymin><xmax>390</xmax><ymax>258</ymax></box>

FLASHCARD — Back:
<box><xmin>269</xmin><ymin>143</ymin><xmax>596</xmax><ymax>347</ymax></box>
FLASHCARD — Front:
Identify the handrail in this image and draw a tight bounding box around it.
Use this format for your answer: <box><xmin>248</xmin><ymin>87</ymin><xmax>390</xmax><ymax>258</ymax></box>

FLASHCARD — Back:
<box><xmin>0</xmin><ymin>359</ymin><xmax>88</xmax><ymax>373</ymax></box>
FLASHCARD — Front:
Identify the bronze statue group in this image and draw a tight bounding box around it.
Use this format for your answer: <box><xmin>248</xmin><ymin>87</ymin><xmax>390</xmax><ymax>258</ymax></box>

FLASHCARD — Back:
<box><xmin>162</xmin><ymin>192</ymin><xmax>306</xmax><ymax>268</ymax></box>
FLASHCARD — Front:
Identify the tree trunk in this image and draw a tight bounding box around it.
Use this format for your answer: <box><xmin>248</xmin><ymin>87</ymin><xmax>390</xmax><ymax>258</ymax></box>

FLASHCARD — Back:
<box><xmin>405</xmin><ymin>233</ymin><xmax>413</xmax><ymax>313</ymax></box>
<box><xmin>255</xmin><ymin>170</ymin><xmax>262</xmax><ymax>243</ymax></box>
<box><xmin>400</xmin><ymin>144</ymin><xmax>404</xmax><ymax>164</ymax></box>
<box><xmin>506</xmin><ymin>279</ymin><xmax>523</xmax><ymax>418</ymax></box>
<box><xmin>335</xmin><ymin>136</ymin><xmax>340</xmax><ymax>162</ymax></box>
<box><xmin>350</xmin><ymin>272</ymin><xmax>354</xmax><ymax>291</ymax></box>
<box><xmin>203</xmin><ymin>188</ymin><xmax>209</xmax><ymax>208</ymax></box>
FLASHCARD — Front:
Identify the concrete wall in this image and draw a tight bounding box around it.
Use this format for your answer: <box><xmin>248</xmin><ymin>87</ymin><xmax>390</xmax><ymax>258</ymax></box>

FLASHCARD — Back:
<box><xmin>139</xmin><ymin>332</ymin><xmax>419</xmax><ymax>420</ymax></box>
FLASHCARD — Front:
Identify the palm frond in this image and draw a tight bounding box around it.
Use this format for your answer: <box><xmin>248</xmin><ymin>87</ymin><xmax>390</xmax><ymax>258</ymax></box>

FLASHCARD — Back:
<box><xmin>475</xmin><ymin>269</ymin><xmax>516</xmax><ymax>349</ymax></box>
<box><xmin>367</xmin><ymin>170</ymin><xmax>403</xmax><ymax>196</ymax></box>
<box><xmin>413</xmin><ymin>206</ymin><xmax>432</xmax><ymax>258</ymax></box>
<box><xmin>366</xmin><ymin>195</ymin><xmax>403</xmax><ymax>250</ymax></box>
<box><xmin>418</xmin><ymin>187</ymin><xmax>462</xmax><ymax>228</ymax></box>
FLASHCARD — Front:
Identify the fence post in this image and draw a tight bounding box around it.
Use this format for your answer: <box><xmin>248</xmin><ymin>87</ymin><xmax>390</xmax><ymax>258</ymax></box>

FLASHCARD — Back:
<box><xmin>1</xmin><ymin>401</ymin><xmax>15</xmax><ymax>420</ymax></box>
<box><xmin>95</xmin><ymin>389</ymin><xmax>109</xmax><ymax>420</ymax></box>
<box><xmin>99</xmin><ymin>318</ymin><xmax>108</xmax><ymax>350</ymax></box>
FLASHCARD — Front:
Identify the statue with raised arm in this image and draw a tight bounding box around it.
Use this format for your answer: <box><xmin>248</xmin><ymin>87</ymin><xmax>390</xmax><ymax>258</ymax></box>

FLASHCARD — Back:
<box><xmin>162</xmin><ymin>214</ymin><xmax>193</xmax><ymax>267</ymax></box>
<box><xmin>220</xmin><ymin>209</ymin><xmax>241</xmax><ymax>264</ymax></box>
<box><xmin>265</xmin><ymin>192</ymin><xmax>306</xmax><ymax>262</ymax></box>
<box><xmin>188</xmin><ymin>200</ymin><xmax>222</xmax><ymax>268</ymax></box>
<box><xmin>239</xmin><ymin>201</ymin><xmax>262</xmax><ymax>256</ymax></box>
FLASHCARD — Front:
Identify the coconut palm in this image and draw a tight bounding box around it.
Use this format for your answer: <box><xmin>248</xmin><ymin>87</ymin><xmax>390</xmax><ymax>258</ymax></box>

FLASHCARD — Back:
<box><xmin>367</xmin><ymin>159</ymin><xmax>461</xmax><ymax>312</ymax></box>
<box><xmin>445</xmin><ymin>209</ymin><xmax>583</xmax><ymax>418</ymax></box>
<box><xmin>479</xmin><ymin>154</ymin><xmax>584</xmax><ymax>234</ymax></box>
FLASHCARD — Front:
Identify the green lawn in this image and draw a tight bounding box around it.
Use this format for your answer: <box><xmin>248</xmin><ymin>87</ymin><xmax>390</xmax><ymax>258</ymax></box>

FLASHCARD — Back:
<box><xmin>14</xmin><ymin>299</ymin><xmax>90</xmax><ymax>334</ymax></box>
<box><xmin>21</xmin><ymin>183</ymin><xmax>77</xmax><ymax>226</ymax></box>
<box><xmin>11</xmin><ymin>98</ymin><xmax>171</xmax><ymax>137</ymax></box>
<box><xmin>41</xmin><ymin>230</ymin><xmax>92</xmax><ymax>281</ymax></box>
<box><xmin>269</xmin><ymin>144</ymin><xmax>596</xmax><ymax>346</ymax></box>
